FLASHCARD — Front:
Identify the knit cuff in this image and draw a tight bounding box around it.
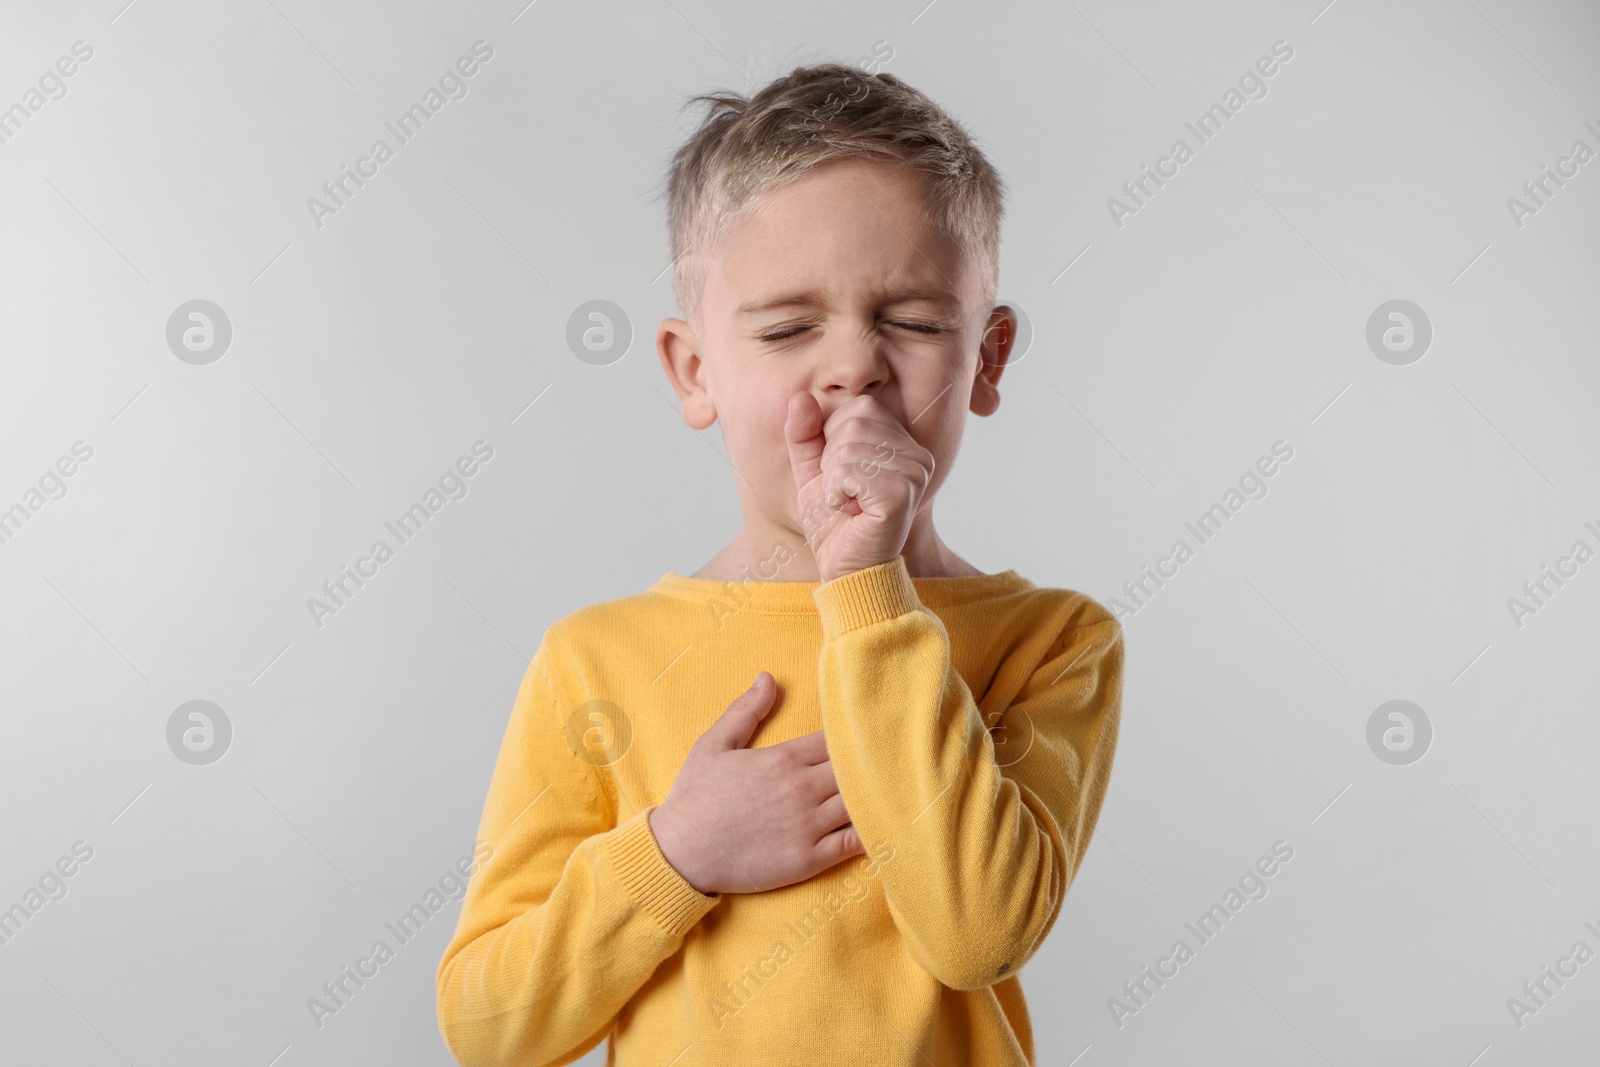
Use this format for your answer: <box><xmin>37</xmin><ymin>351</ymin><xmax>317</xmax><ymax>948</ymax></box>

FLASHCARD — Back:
<box><xmin>814</xmin><ymin>556</ymin><xmax>922</xmax><ymax>641</ymax></box>
<box><xmin>605</xmin><ymin>805</ymin><xmax>721</xmax><ymax>935</ymax></box>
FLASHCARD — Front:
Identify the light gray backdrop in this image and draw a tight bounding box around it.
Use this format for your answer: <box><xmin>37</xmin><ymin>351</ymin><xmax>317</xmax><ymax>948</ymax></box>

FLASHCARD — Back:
<box><xmin>2</xmin><ymin>0</ymin><xmax>1597</xmax><ymax>1064</ymax></box>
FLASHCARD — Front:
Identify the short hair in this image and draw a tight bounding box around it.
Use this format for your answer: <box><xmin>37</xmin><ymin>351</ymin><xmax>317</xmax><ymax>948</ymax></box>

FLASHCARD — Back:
<box><xmin>662</xmin><ymin>62</ymin><xmax>1005</xmax><ymax>331</ymax></box>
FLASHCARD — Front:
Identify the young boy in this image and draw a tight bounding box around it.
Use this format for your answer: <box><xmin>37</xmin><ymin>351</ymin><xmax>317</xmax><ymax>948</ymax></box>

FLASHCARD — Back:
<box><xmin>436</xmin><ymin>63</ymin><xmax>1123</xmax><ymax>1066</ymax></box>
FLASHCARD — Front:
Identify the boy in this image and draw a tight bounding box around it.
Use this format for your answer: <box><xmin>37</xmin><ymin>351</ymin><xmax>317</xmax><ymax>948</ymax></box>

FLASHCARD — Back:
<box><xmin>436</xmin><ymin>62</ymin><xmax>1123</xmax><ymax>1066</ymax></box>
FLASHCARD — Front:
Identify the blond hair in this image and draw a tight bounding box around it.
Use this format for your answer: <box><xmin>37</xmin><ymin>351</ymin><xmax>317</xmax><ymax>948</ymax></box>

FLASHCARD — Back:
<box><xmin>662</xmin><ymin>62</ymin><xmax>1005</xmax><ymax>330</ymax></box>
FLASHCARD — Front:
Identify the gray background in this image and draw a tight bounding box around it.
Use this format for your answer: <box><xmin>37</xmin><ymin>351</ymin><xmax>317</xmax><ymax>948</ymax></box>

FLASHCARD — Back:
<box><xmin>2</xmin><ymin>0</ymin><xmax>1596</xmax><ymax>1064</ymax></box>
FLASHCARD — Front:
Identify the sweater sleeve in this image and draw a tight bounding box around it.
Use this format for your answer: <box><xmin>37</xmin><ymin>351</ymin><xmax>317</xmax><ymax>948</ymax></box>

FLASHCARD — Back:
<box><xmin>812</xmin><ymin>556</ymin><xmax>1123</xmax><ymax>991</ymax></box>
<box><xmin>435</xmin><ymin>640</ymin><xmax>721</xmax><ymax>1067</ymax></box>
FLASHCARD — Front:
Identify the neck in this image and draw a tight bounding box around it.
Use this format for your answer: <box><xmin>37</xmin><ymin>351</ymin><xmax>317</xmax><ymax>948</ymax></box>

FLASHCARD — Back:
<box><xmin>692</xmin><ymin>509</ymin><xmax>981</xmax><ymax>582</ymax></box>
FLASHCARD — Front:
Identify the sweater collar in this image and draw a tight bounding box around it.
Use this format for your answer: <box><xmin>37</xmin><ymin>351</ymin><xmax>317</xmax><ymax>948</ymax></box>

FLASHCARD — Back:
<box><xmin>649</xmin><ymin>565</ymin><xmax>1034</xmax><ymax>615</ymax></box>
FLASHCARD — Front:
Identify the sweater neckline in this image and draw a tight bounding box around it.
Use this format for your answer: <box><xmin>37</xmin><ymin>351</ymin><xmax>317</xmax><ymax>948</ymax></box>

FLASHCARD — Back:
<box><xmin>650</xmin><ymin>566</ymin><xmax>1034</xmax><ymax>614</ymax></box>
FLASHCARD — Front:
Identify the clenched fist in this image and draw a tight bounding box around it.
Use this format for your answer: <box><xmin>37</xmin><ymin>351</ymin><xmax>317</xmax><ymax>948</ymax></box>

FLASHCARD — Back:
<box><xmin>785</xmin><ymin>392</ymin><xmax>935</xmax><ymax>583</ymax></box>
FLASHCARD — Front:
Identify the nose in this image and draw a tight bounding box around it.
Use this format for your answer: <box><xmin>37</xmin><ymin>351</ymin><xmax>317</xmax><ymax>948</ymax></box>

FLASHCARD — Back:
<box><xmin>818</xmin><ymin>324</ymin><xmax>889</xmax><ymax>401</ymax></box>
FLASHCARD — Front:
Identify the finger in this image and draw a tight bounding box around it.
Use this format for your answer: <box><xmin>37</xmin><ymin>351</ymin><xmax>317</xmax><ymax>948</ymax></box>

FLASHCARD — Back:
<box><xmin>814</xmin><ymin>790</ymin><xmax>852</xmax><ymax>830</ymax></box>
<box><xmin>701</xmin><ymin>671</ymin><xmax>779</xmax><ymax>752</ymax></box>
<box><xmin>819</xmin><ymin>422</ymin><xmax>924</xmax><ymax>494</ymax></box>
<box><xmin>785</xmin><ymin>392</ymin><xmax>826</xmax><ymax>496</ymax></box>
<box><xmin>772</xmin><ymin>729</ymin><xmax>830</xmax><ymax>765</ymax></box>
<box><xmin>806</xmin><ymin>758</ymin><xmax>843</xmax><ymax>794</ymax></box>
<box><xmin>829</xmin><ymin>434</ymin><xmax>933</xmax><ymax>503</ymax></box>
<box><xmin>822</xmin><ymin>456</ymin><xmax>877</xmax><ymax>514</ymax></box>
<box><xmin>823</xmin><ymin>396</ymin><xmax>914</xmax><ymax>445</ymax></box>
<box><xmin>813</xmin><ymin>822</ymin><xmax>864</xmax><ymax>866</ymax></box>
<box><xmin>820</xmin><ymin>421</ymin><xmax>909</xmax><ymax>471</ymax></box>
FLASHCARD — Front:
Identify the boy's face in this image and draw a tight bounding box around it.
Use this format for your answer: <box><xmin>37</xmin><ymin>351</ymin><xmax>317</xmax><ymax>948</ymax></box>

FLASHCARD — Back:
<box><xmin>657</xmin><ymin>157</ymin><xmax>1014</xmax><ymax>545</ymax></box>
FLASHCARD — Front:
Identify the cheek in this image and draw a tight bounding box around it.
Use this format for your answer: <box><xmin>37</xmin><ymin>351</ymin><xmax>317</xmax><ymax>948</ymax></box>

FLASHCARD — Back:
<box><xmin>904</xmin><ymin>373</ymin><xmax>965</xmax><ymax>445</ymax></box>
<box><xmin>916</xmin><ymin>407</ymin><xmax>966</xmax><ymax>486</ymax></box>
<box><xmin>722</xmin><ymin>379</ymin><xmax>797</xmax><ymax>458</ymax></box>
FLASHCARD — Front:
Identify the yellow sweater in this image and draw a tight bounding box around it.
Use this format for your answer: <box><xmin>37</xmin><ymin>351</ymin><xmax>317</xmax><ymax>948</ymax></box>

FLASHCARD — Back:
<box><xmin>435</xmin><ymin>555</ymin><xmax>1123</xmax><ymax>1066</ymax></box>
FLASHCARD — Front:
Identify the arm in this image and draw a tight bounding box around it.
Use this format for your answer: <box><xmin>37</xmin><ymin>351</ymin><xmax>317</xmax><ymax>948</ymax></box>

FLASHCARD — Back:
<box><xmin>435</xmin><ymin>641</ymin><xmax>720</xmax><ymax>1067</ymax></box>
<box><xmin>813</xmin><ymin>556</ymin><xmax>1123</xmax><ymax>990</ymax></box>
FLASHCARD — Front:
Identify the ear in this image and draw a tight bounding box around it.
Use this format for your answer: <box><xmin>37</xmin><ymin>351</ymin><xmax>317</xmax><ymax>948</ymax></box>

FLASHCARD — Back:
<box><xmin>656</xmin><ymin>317</ymin><xmax>716</xmax><ymax>429</ymax></box>
<box><xmin>969</xmin><ymin>304</ymin><xmax>1016</xmax><ymax>417</ymax></box>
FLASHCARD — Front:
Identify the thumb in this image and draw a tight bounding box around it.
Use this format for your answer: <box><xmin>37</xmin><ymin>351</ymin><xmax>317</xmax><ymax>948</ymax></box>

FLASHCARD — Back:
<box><xmin>785</xmin><ymin>392</ymin><xmax>826</xmax><ymax>496</ymax></box>
<box><xmin>703</xmin><ymin>671</ymin><xmax>780</xmax><ymax>752</ymax></box>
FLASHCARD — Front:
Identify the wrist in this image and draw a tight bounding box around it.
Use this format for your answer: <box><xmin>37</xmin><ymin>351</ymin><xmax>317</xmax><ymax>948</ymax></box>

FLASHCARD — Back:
<box><xmin>648</xmin><ymin>805</ymin><xmax>711</xmax><ymax>895</ymax></box>
<box><xmin>819</xmin><ymin>555</ymin><xmax>900</xmax><ymax>585</ymax></box>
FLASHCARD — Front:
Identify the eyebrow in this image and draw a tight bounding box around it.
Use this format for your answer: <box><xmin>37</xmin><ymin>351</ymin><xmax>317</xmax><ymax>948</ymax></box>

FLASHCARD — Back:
<box><xmin>735</xmin><ymin>286</ymin><xmax>960</xmax><ymax>316</ymax></box>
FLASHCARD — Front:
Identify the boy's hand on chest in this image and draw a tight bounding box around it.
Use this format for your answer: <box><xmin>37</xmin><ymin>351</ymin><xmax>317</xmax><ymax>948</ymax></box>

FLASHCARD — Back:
<box><xmin>649</xmin><ymin>670</ymin><xmax>865</xmax><ymax>896</ymax></box>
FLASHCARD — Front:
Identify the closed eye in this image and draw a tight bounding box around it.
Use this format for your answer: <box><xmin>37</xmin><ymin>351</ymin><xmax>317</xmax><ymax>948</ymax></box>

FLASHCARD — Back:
<box><xmin>759</xmin><ymin>322</ymin><xmax>943</xmax><ymax>343</ymax></box>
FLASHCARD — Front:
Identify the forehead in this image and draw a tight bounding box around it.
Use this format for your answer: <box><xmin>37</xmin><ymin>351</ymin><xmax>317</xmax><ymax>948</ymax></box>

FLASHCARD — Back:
<box><xmin>700</xmin><ymin>159</ymin><xmax>977</xmax><ymax>311</ymax></box>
